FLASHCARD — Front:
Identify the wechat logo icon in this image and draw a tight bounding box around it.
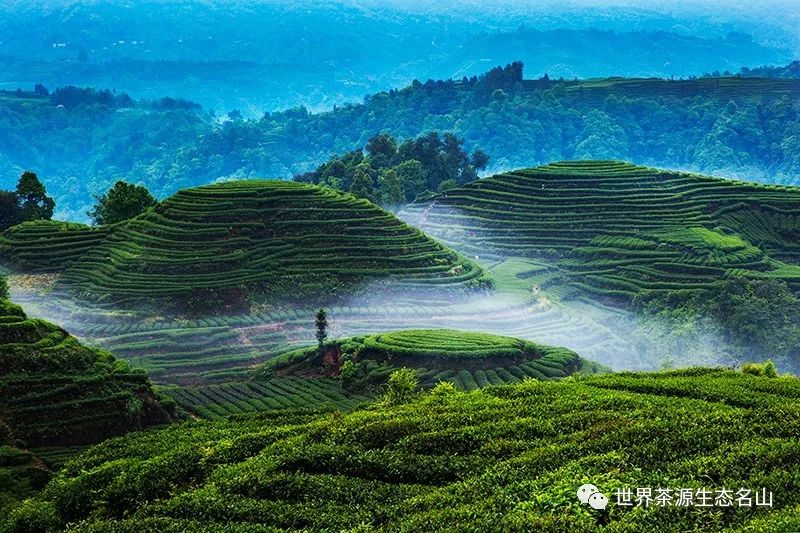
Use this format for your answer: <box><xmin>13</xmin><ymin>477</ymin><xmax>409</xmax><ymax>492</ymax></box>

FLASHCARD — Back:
<box><xmin>578</xmin><ymin>483</ymin><xmax>609</xmax><ymax>510</ymax></box>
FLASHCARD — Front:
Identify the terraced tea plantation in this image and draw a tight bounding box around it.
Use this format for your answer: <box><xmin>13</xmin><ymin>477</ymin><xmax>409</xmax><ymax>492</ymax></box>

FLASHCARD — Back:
<box><xmin>265</xmin><ymin>329</ymin><xmax>603</xmax><ymax>392</ymax></box>
<box><xmin>162</xmin><ymin>378</ymin><xmax>371</xmax><ymax>420</ymax></box>
<box><xmin>402</xmin><ymin>160</ymin><xmax>800</xmax><ymax>304</ymax></box>
<box><xmin>154</xmin><ymin>328</ymin><xmax>599</xmax><ymax>420</ymax></box>
<box><xmin>9</xmin><ymin>369</ymin><xmax>799</xmax><ymax>532</ymax></box>
<box><xmin>8</xmin><ymin>255</ymin><xmax>641</xmax><ymax>385</ymax></box>
<box><xmin>0</xmin><ymin>280</ymin><xmax>173</xmax><ymax>515</ymax></box>
<box><xmin>0</xmin><ymin>298</ymin><xmax>172</xmax><ymax>447</ymax></box>
<box><xmin>0</xmin><ymin>221</ymin><xmax>111</xmax><ymax>272</ymax></box>
<box><xmin>1</xmin><ymin>180</ymin><xmax>488</xmax><ymax>313</ymax></box>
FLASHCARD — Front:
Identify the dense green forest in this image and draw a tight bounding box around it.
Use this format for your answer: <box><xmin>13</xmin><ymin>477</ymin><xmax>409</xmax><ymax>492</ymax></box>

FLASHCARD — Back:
<box><xmin>3</xmin><ymin>63</ymin><xmax>800</xmax><ymax>221</ymax></box>
<box><xmin>296</xmin><ymin>132</ymin><xmax>489</xmax><ymax>206</ymax></box>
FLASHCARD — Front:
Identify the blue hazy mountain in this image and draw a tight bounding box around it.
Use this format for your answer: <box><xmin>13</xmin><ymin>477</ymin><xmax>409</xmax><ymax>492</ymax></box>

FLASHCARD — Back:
<box><xmin>0</xmin><ymin>1</ymin><xmax>795</xmax><ymax>113</ymax></box>
<box><xmin>436</xmin><ymin>27</ymin><xmax>790</xmax><ymax>81</ymax></box>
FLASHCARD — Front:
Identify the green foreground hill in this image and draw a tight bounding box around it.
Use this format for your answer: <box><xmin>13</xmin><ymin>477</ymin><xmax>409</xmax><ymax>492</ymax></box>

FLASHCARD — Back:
<box><xmin>0</xmin><ymin>277</ymin><xmax>174</xmax><ymax>515</ymax></box>
<box><xmin>402</xmin><ymin>160</ymin><xmax>800</xmax><ymax>303</ymax></box>
<box><xmin>0</xmin><ymin>181</ymin><xmax>489</xmax><ymax>314</ymax></box>
<box><xmin>0</xmin><ymin>298</ymin><xmax>172</xmax><ymax>447</ymax></box>
<box><xmin>6</xmin><ymin>368</ymin><xmax>799</xmax><ymax>532</ymax></box>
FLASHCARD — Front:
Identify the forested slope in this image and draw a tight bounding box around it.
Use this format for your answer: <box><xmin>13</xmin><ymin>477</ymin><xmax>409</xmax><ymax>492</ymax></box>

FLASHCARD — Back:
<box><xmin>3</xmin><ymin>64</ymin><xmax>800</xmax><ymax>220</ymax></box>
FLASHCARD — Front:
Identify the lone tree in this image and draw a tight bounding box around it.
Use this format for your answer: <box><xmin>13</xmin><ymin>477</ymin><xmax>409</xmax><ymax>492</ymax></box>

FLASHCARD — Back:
<box><xmin>16</xmin><ymin>171</ymin><xmax>54</xmax><ymax>221</ymax></box>
<box><xmin>315</xmin><ymin>308</ymin><xmax>328</xmax><ymax>359</ymax></box>
<box><xmin>88</xmin><ymin>180</ymin><xmax>157</xmax><ymax>225</ymax></box>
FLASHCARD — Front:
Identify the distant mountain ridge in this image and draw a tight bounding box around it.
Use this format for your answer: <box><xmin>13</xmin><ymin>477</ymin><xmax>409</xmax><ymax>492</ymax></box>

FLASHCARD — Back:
<box><xmin>739</xmin><ymin>60</ymin><xmax>800</xmax><ymax>78</ymax></box>
<box><xmin>3</xmin><ymin>64</ymin><xmax>800</xmax><ymax>222</ymax></box>
<box><xmin>0</xmin><ymin>0</ymin><xmax>792</xmax><ymax>111</ymax></box>
<box><xmin>439</xmin><ymin>27</ymin><xmax>791</xmax><ymax>81</ymax></box>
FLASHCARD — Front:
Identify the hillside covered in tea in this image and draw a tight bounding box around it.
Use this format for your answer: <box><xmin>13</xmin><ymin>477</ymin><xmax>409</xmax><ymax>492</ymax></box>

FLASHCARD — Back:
<box><xmin>0</xmin><ymin>220</ymin><xmax>111</xmax><ymax>272</ymax></box>
<box><xmin>6</xmin><ymin>368</ymin><xmax>799</xmax><ymax>532</ymax></box>
<box><xmin>264</xmin><ymin>329</ymin><xmax>601</xmax><ymax>391</ymax></box>
<box><xmin>160</xmin><ymin>328</ymin><xmax>600</xmax><ymax>420</ymax></box>
<box><xmin>403</xmin><ymin>160</ymin><xmax>800</xmax><ymax>302</ymax></box>
<box><xmin>0</xmin><ymin>276</ymin><xmax>173</xmax><ymax>514</ymax></box>
<box><xmin>402</xmin><ymin>160</ymin><xmax>800</xmax><ymax>370</ymax></box>
<box><xmin>1</xmin><ymin>180</ymin><xmax>488</xmax><ymax>314</ymax></box>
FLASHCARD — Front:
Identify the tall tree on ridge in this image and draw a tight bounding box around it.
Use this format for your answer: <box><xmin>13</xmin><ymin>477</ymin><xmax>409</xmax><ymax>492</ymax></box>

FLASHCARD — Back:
<box><xmin>88</xmin><ymin>181</ymin><xmax>157</xmax><ymax>225</ymax></box>
<box><xmin>16</xmin><ymin>171</ymin><xmax>54</xmax><ymax>222</ymax></box>
<box><xmin>316</xmin><ymin>308</ymin><xmax>328</xmax><ymax>361</ymax></box>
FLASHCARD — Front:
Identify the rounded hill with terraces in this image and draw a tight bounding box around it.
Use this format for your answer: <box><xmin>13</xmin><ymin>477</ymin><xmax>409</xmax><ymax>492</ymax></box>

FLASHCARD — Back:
<box><xmin>402</xmin><ymin>160</ymin><xmax>800</xmax><ymax>304</ymax></box>
<box><xmin>2</xmin><ymin>181</ymin><xmax>490</xmax><ymax>313</ymax></box>
<box><xmin>263</xmin><ymin>329</ymin><xmax>602</xmax><ymax>392</ymax></box>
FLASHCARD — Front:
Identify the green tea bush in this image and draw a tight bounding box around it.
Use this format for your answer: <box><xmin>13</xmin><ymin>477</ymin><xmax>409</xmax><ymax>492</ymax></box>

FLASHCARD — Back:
<box><xmin>384</xmin><ymin>368</ymin><xmax>419</xmax><ymax>404</ymax></box>
<box><xmin>742</xmin><ymin>359</ymin><xmax>779</xmax><ymax>378</ymax></box>
<box><xmin>8</xmin><ymin>369</ymin><xmax>800</xmax><ymax>531</ymax></box>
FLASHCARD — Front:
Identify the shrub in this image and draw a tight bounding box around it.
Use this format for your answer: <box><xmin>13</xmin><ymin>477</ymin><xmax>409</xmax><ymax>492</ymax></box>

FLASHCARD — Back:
<box><xmin>429</xmin><ymin>381</ymin><xmax>458</xmax><ymax>397</ymax></box>
<box><xmin>741</xmin><ymin>360</ymin><xmax>778</xmax><ymax>378</ymax></box>
<box><xmin>2</xmin><ymin>499</ymin><xmax>59</xmax><ymax>533</ymax></box>
<box><xmin>384</xmin><ymin>368</ymin><xmax>419</xmax><ymax>404</ymax></box>
<box><xmin>340</xmin><ymin>359</ymin><xmax>357</xmax><ymax>389</ymax></box>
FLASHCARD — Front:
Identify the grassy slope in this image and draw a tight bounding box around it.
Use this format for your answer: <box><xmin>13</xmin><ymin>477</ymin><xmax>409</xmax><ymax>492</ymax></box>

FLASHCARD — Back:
<box><xmin>6</xmin><ymin>369</ymin><xmax>799</xmax><ymax>532</ymax></box>
<box><xmin>401</xmin><ymin>160</ymin><xmax>800</xmax><ymax>304</ymax></box>
<box><xmin>0</xmin><ymin>180</ymin><xmax>488</xmax><ymax>313</ymax></box>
